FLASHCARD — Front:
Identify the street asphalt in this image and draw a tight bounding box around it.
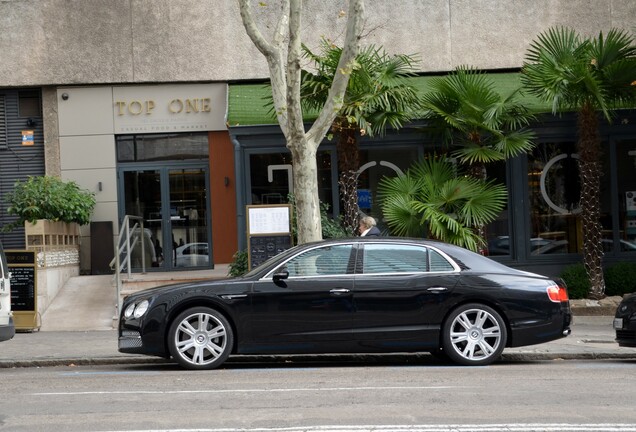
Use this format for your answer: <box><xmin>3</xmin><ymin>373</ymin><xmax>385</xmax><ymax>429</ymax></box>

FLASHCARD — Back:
<box><xmin>1</xmin><ymin>315</ymin><xmax>635</xmax><ymax>369</ymax></box>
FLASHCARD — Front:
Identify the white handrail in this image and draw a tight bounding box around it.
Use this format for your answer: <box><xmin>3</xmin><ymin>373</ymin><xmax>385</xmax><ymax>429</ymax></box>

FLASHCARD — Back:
<box><xmin>111</xmin><ymin>215</ymin><xmax>146</xmax><ymax>315</ymax></box>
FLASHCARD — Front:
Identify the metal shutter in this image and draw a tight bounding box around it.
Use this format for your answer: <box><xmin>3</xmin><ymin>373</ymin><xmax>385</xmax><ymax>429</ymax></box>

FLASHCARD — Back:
<box><xmin>0</xmin><ymin>90</ymin><xmax>45</xmax><ymax>248</ymax></box>
<box><xmin>0</xmin><ymin>95</ymin><xmax>6</xmax><ymax>150</ymax></box>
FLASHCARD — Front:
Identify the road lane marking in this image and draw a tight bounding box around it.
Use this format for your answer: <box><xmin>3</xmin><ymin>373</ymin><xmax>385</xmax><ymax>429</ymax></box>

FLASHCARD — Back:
<box><xmin>59</xmin><ymin>371</ymin><xmax>161</xmax><ymax>376</ymax></box>
<box><xmin>98</xmin><ymin>424</ymin><xmax>636</xmax><ymax>432</ymax></box>
<box><xmin>31</xmin><ymin>385</ymin><xmax>467</xmax><ymax>396</ymax></box>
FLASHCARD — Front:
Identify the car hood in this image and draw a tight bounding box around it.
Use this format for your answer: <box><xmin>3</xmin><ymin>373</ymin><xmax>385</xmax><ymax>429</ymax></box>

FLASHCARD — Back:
<box><xmin>123</xmin><ymin>277</ymin><xmax>246</xmax><ymax>302</ymax></box>
<box><xmin>619</xmin><ymin>292</ymin><xmax>636</xmax><ymax>307</ymax></box>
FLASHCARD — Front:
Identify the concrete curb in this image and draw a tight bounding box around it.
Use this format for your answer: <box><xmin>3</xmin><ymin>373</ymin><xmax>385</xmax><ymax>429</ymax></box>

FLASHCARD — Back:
<box><xmin>3</xmin><ymin>351</ymin><xmax>636</xmax><ymax>369</ymax></box>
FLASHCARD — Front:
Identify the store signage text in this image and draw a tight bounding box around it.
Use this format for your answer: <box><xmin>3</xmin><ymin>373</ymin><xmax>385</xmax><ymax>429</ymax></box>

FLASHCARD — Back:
<box><xmin>114</xmin><ymin>98</ymin><xmax>212</xmax><ymax>116</ymax></box>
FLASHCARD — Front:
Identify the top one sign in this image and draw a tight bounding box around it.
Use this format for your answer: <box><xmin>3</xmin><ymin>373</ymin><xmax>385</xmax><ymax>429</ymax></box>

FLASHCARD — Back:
<box><xmin>112</xmin><ymin>84</ymin><xmax>227</xmax><ymax>134</ymax></box>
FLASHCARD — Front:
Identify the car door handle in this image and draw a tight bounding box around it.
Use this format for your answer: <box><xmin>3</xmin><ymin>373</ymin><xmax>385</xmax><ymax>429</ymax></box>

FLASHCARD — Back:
<box><xmin>220</xmin><ymin>294</ymin><xmax>248</xmax><ymax>300</ymax></box>
<box><xmin>329</xmin><ymin>288</ymin><xmax>351</xmax><ymax>295</ymax></box>
<box><xmin>427</xmin><ymin>287</ymin><xmax>448</xmax><ymax>293</ymax></box>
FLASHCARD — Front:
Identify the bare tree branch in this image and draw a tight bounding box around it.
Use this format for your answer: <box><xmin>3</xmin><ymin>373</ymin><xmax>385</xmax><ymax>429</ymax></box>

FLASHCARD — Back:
<box><xmin>237</xmin><ymin>0</ymin><xmax>289</xmax><ymax>134</ymax></box>
<box><xmin>286</xmin><ymin>0</ymin><xmax>305</xmax><ymax>143</ymax></box>
<box><xmin>308</xmin><ymin>0</ymin><xmax>364</xmax><ymax>144</ymax></box>
<box><xmin>237</xmin><ymin>0</ymin><xmax>365</xmax><ymax>243</ymax></box>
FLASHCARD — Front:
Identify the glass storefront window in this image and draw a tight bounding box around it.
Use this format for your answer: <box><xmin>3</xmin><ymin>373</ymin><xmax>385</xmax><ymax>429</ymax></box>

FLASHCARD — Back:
<box><xmin>483</xmin><ymin>160</ymin><xmax>510</xmax><ymax>256</ymax></box>
<box><xmin>117</xmin><ymin>133</ymin><xmax>208</xmax><ymax>162</ymax></box>
<box><xmin>616</xmin><ymin>140</ymin><xmax>636</xmax><ymax>253</ymax></box>
<box><xmin>357</xmin><ymin>147</ymin><xmax>419</xmax><ymax>231</ymax></box>
<box><xmin>527</xmin><ymin>141</ymin><xmax>611</xmax><ymax>256</ymax></box>
<box><xmin>249</xmin><ymin>151</ymin><xmax>334</xmax><ymax>212</ymax></box>
<box><xmin>120</xmin><ymin>166</ymin><xmax>210</xmax><ymax>270</ymax></box>
<box><xmin>116</xmin><ymin>133</ymin><xmax>211</xmax><ymax>271</ymax></box>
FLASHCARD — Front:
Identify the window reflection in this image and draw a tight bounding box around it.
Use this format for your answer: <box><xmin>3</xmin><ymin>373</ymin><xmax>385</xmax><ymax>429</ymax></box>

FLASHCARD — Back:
<box><xmin>527</xmin><ymin>141</ymin><xmax>611</xmax><ymax>255</ymax></box>
<box><xmin>249</xmin><ymin>151</ymin><xmax>334</xmax><ymax>211</ymax></box>
<box><xmin>617</xmin><ymin>140</ymin><xmax>636</xmax><ymax>253</ymax></box>
<box><xmin>117</xmin><ymin>133</ymin><xmax>208</xmax><ymax>162</ymax></box>
<box><xmin>483</xmin><ymin>160</ymin><xmax>509</xmax><ymax>256</ymax></box>
<box><xmin>357</xmin><ymin>147</ymin><xmax>419</xmax><ymax>233</ymax></box>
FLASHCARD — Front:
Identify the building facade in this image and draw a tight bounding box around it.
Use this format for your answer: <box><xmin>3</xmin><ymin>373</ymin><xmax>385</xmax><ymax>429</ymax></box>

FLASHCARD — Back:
<box><xmin>1</xmin><ymin>0</ymin><xmax>635</xmax><ymax>277</ymax></box>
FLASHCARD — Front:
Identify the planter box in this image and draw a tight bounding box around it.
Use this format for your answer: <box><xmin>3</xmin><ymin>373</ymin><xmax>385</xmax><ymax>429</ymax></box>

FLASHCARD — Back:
<box><xmin>25</xmin><ymin>220</ymin><xmax>80</xmax><ymax>249</ymax></box>
<box><xmin>25</xmin><ymin>220</ymin><xmax>80</xmax><ymax>268</ymax></box>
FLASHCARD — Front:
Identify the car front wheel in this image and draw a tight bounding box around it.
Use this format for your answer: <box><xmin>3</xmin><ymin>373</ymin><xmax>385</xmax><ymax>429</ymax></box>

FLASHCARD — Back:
<box><xmin>168</xmin><ymin>307</ymin><xmax>233</xmax><ymax>370</ymax></box>
<box><xmin>441</xmin><ymin>303</ymin><xmax>507</xmax><ymax>366</ymax></box>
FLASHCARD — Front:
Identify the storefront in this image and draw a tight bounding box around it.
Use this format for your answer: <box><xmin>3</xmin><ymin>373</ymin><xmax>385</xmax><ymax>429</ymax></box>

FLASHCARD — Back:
<box><xmin>228</xmin><ymin>81</ymin><xmax>636</xmax><ymax>278</ymax></box>
<box><xmin>56</xmin><ymin>83</ymin><xmax>236</xmax><ymax>273</ymax></box>
<box><xmin>5</xmin><ymin>80</ymin><xmax>636</xmax><ymax>279</ymax></box>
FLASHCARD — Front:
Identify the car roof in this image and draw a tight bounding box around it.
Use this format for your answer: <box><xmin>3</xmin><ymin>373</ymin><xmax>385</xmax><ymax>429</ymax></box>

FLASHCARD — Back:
<box><xmin>267</xmin><ymin>237</ymin><xmax>522</xmax><ymax>274</ymax></box>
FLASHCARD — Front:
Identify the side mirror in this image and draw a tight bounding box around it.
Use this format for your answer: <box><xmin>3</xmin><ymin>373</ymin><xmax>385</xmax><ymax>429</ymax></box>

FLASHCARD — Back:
<box><xmin>273</xmin><ymin>267</ymin><xmax>289</xmax><ymax>282</ymax></box>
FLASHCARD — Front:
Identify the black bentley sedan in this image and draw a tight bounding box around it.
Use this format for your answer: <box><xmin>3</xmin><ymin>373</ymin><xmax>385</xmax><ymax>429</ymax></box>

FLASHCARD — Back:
<box><xmin>119</xmin><ymin>238</ymin><xmax>572</xmax><ymax>369</ymax></box>
<box><xmin>614</xmin><ymin>293</ymin><xmax>636</xmax><ymax>347</ymax></box>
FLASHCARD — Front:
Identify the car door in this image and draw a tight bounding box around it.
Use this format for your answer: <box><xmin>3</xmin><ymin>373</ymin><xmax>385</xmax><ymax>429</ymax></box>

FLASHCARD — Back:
<box><xmin>352</xmin><ymin>242</ymin><xmax>459</xmax><ymax>351</ymax></box>
<box><xmin>247</xmin><ymin>243</ymin><xmax>355</xmax><ymax>352</ymax></box>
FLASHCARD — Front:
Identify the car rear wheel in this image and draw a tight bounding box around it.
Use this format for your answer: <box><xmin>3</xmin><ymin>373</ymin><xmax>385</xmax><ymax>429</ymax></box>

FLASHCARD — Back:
<box><xmin>168</xmin><ymin>307</ymin><xmax>233</xmax><ymax>370</ymax></box>
<box><xmin>441</xmin><ymin>303</ymin><xmax>506</xmax><ymax>366</ymax></box>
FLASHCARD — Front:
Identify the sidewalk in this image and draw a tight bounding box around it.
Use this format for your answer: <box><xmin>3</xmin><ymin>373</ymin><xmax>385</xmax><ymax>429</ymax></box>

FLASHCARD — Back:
<box><xmin>1</xmin><ymin>315</ymin><xmax>635</xmax><ymax>368</ymax></box>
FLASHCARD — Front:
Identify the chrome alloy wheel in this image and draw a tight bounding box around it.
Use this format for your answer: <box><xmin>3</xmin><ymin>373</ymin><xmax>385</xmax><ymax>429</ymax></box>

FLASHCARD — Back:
<box><xmin>168</xmin><ymin>307</ymin><xmax>233</xmax><ymax>370</ymax></box>
<box><xmin>442</xmin><ymin>304</ymin><xmax>506</xmax><ymax>366</ymax></box>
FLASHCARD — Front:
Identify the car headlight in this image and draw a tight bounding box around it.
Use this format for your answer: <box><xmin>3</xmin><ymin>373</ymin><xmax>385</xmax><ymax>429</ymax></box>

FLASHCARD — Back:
<box><xmin>133</xmin><ymin>300</ymin><xmax>150</xmax><ymax>319</ymax></box>
<box><xmin>123</xmin><ymin>299</ymin><xmax>150</xmax><ymax>320</ymax></box>
<box><xmin>124</xmin><ymin>303</ymin><xmax>136</xmax><ymax>319</ymax></box>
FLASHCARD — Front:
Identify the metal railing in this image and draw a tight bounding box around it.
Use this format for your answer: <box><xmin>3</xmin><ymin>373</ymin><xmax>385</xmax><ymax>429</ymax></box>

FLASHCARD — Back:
<box><xmin>110</xmin><ymin>215</ymin><xmax>147</xmax><ymax>314</ymax></box>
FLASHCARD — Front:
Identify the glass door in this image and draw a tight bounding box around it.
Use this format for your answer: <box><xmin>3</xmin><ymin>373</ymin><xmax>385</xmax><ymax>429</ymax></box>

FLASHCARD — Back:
<box><xmin>169</xmin><ymin>168</ymin><xmax>210</xmax><ymax>268</ymax></box>
<box><xmin>119</xmin><ymin>164</ymin><xmax>211</xmax><ymax>271</ymax></box>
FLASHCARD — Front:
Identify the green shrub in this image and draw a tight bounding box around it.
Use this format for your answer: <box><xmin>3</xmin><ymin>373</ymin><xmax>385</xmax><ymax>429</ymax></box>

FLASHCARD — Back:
<box><xmin>3</xmin><ymin>176</ymin><xmax>95</xmax><ymax>231</ymax></box>
<box><xmin>604</xmin><ymin>262</ymin><xmax>636</xmax><ymax>297</ymax></box>
<box><xmin>228</xmin><ymin>249</ymin><xmax>249</xmax><ymax>277</ymax></box>
<box><xmin>288</xmin><ymin>194</ymin><xmax>352</xmax><ymax>241</ymax></box>
<box><xmin>320</xmin><ymin>205</ymin><xmax>351</xmax><ymax>238</ymax></box>
<box><xmin>559</xmin><ymin>263</ymin><xmax>590</xmax><ymax>299</ymax></box>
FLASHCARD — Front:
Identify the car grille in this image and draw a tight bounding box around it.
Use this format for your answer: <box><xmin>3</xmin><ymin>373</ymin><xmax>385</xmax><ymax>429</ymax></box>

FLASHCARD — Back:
<box><xmin>119</xmin><ymin>330</ymin><xmax>142</xmax><ymax>349</ymax></box>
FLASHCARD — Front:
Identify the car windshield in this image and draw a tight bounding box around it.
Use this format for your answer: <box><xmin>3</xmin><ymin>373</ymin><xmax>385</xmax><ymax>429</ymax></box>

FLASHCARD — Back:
<box><xmin>240</xmin><ymin>246</ymin><xmax>301</xmax><ymax>278</ymax></box>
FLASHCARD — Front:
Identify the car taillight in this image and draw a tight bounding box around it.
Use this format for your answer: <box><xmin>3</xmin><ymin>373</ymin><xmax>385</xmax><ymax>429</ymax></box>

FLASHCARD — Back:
<box><xmin>547</xmin><ymin>284</ymin><xmax>569</xmax><ymax>303</ymax></box>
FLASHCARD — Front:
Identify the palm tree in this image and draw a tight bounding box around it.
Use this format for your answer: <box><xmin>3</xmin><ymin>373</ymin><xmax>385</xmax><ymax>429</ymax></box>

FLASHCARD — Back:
<box><xmin>522</xmin><ymin>27</ymin><xmax>636</xmax><ymax>299</ymax></box>
<box><xmin>301</xmin><ymin>40</ymin><xmax>422</xmax><ymax>233</ymax></box>
<box><xmin>378</xmin><ymin>157</ymin><xmax>507</xmax><ymax>252</ymax></box>
<box><xmin>421</xmin><ymin>67</ymin><xmax>537</xmax><ymax>181</ymax></box>
<box><xmin>420</xmin><ymin>67</ymin><xmax>536</xmax><ymax>246</ymax></box>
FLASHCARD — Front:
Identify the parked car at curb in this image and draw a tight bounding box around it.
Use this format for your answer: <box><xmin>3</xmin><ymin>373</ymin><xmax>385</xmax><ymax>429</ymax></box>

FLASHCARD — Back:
<box><xmin>613</xmin><ymin>293</ymin><xmax>636</xmax><ymax>347</ymax></box>
<box><xmin>175</xmin><ymin>242</ymin><xmax>209</xmax><ymax>267</ymax></box>
<box><xmin>0</xmin><ymin>240</ymin><xmax>16</xmax><ymax>342</ymax></box>
<box><xmin>119</xmin><ymin>238</ymin><xmax>572</xmax><ymax>370</ymax></box>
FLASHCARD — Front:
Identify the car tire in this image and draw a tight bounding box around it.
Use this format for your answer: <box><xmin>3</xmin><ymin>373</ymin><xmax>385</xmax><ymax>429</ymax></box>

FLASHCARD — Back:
<box><xmin>441</xmin><ymin>303</ymin><xmax>507</xmax><ymax>366</ymax></box>
<box><xmin>167</xmin><ymin>307</ymin><xmax>233</xmax><ymax>370</ymax></box>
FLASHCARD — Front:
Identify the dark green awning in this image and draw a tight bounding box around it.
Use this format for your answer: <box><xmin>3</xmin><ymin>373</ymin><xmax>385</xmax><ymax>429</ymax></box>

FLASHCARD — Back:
<box><xmin>227</xmin><ymin>72</ymin><xmax>550</xmax><ymax>127</ymax></box>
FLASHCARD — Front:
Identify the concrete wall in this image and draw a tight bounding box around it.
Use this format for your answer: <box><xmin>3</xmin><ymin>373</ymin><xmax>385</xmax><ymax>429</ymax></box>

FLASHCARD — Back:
<box><xmin>1</xmin><ymin>0</ymin><xmax>634</xmax><ymax>87</ymax></box>
<box><xmin>37</xmin><ymin>265</ymin><xmax>80</xmax><ymax>319</ymax></box>
<box><xmin>57</xmin><ymin>87</ymin><xmax>117</xmax><ymax>273</ymax></box>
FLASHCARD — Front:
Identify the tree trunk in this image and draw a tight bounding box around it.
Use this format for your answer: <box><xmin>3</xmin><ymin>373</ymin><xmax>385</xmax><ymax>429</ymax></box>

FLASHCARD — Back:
<box><xmin>578</xmin><ymin>103</ymin><xmax>605</xmax><ymax>299</ymax></box>
<box><xmin>238</xmin><ymin>0</ymin><xmax>365</xmax><ymax>244</ymax></box>
<box><xmin>336</xmin><ymin>120</ymin><xmax>360</xmax><ymax>233</ymax></box>
<box><xmin>290</xmin><ymin>138</ymin><xmax>322</xmax><ymax>244</ymax></box>
<box><xmin>467</xmin><ymin>159</ymin><xmax>488</xmax><ymax>253</ymax></box>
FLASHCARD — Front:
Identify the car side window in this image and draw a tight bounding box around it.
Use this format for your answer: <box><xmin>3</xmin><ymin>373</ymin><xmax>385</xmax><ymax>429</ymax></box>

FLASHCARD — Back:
<box><xmin>362</xmin><ymin>244</ymin><xmax>428</xmax><ymax>274</ymax></box>
<box><xmin>284</xmin><ymin>245</ymin><xmax>353</xmax><ymax>277</ymax></box>
<box><xmin>429</xmin><ymin>249</ymin><xmax>455</xmax><ymax>272</ymax></box>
